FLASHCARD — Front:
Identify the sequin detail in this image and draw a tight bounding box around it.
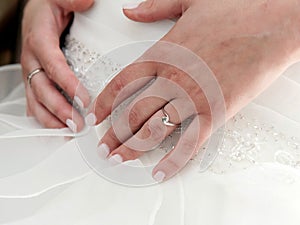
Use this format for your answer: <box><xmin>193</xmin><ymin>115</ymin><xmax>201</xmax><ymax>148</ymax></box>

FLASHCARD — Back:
<box><xmin>192</xmin><ymin>113</ymin><xmax>300</xmax><ymax>174</ymax></box>
<box><xmin>64</xmin><ymin>36</ymin><xmax>121</xmax><ymax>98</ymax></box>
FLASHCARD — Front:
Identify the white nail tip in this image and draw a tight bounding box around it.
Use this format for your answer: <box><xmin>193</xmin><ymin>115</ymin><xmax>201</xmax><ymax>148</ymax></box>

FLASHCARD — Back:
<box><xmin>108</xmin><ymin>154</ymin><xmax>123</xmax><ymax>165</ymax></box>
<box><xmin>85</xmin><ymin>113</ymin><xmax>96</xmax><ymax>126</ymax></box>
<box><xmin>97</xmin><ymin>143</ymin><xmax>110</xmax><ymax>159</ymax></box>
<box><xmin>74</xmin><ymin>96</ymin><xmax>84</xmax><ymax>108</ymax></box>
<box><xmin>153</xmin><ymin>171</ymin><xmax>165</xmax><ymax>182</ymax></box>
<box><xmin>66</xmin><ymin>119</ymin><xmax>77</xmax><ymax>132</ymax></box>
<box><xmin>122</xmin><ymin>2</ymin><xmax>140</xmax><ymax>9</ymax></box>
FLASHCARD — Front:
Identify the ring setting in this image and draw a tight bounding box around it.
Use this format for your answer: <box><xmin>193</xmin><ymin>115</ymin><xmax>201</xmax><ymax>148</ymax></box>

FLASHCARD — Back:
<box><xmin>27</xmin><ymin>68</ymin><xmax>44</xmax><ymax>86</ymax></box>
<box><xmin>162</xmin><ymin>108</ymin><xmax>179</xmax><ymax>127</ymax></box>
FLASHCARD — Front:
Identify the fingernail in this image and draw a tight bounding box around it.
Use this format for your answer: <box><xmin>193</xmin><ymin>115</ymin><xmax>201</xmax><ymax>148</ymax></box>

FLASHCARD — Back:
<box><xmin>66</xmin><ymin>119</ymin><xmax>77</xmax><ymax>132</ymax></box>
<box><xmin>85</xmin><ymin>113</ymin><xmax>97</xmax><ymax>126</ymax></box>
<box><xmin>122</xmin><ymin>2</ymin><xmax>141</xmax><ymax>9</ymax></box>
<box><xmin>153</xmin><ymin>171</ymin><xmax>165</xmax><ymax>182</ymax></box>
<box><xmin>74</xmin><ymin>96</ymin><xmax>84</xmax><ymax>109</ymax></box>
<box><xmin>97</xmin><ymin>143</ymin><xmax>110</xmax><ymax>159</ymax></box>
<box><xmin>108</xmin><ymin>154</ymin><xmax>123</xmax><ymax>166</ymax></box>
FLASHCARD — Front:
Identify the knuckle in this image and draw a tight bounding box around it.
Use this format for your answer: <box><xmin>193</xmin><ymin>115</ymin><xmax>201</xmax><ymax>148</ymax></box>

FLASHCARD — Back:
<box><xmin>43</xmin><ymin>58</ymin><xmax>77</xmax><ymax>97</ymax></box>
<box><xmin>55</xmin><ymin>106</ymin><xmax>70</xmax><ymax>121</ymax></box>
<box><xmin>127</xmin><ymin>107</ymin><xmax>142</xmax><ymax>129</ymax></box>
<box><xmin>189</xmin><ymin>83</ymin><xmax>203</xmax><ymax>99</ymax></box>
<box><xmin>163</xmin><ymin>67</ymin><xmax>182</xmax><ymax>82</ymax></box>
<box><xmin>109</xmin><ymin>77</ymin><xmax>126</xmax><ymax>96</ymax></box>
<box><xmin>44</xmin><ymin>51</ymin><xmax>68</xmax><ymax>80</ymax></box>
<box><xmin>58</xmin><ymin>74</ymin><xmax>75</xmax><ymax>94</ymax></box>
<box><xmin>68</xmin><ymin>0</ymin><xmax>94</xmax><ymax>11</ymax></box>
<box><xmin>25</xmin><ymin>30</ymin><xmax>36</xmax><ymax>48</ymax></box>
<box><xmin>44</xmin><ymin>60</ymin><xmax>57</xmax><ymax>81</ymax></box>
<box><xmin>120</xmin><ymin>148</ymin><xmax>141</xmax><ymax>160</ymax></box>
<box><xmin>143</xmin><ymin>0</ymin><xmax>157</xmax><ymax>11</ymax></box>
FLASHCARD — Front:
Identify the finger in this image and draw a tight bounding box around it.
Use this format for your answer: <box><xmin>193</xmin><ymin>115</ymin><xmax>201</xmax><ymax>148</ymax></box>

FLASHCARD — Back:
<box><xmin>152</xmin><ymin>115</ymin><xmax>212</xmax><ymax>182</ymax></box>
<box><xmin>26</xmin><ymin>87</ymin><xmax>66</xmax><ymax>129</ymax></box>
<box><xmin>54</xmin><ymin>0</ymin><xmax>94</xmax><ymax>12</ymax></box>
<box><xmin>107</xmin><ymin>98</ymin><xmax>197</xmax><ymax>164</ymax></box>
<box><xmin>97</xmin><ymin>74</ymin><xmax>190</xmax><ymax>153</ymax></box>
<box><xmin>90</xmin><ymin>62</ymin><xmax>157</xmax><ymax>124</ymax></box>
<box><xmin>99</xmin><ymin>91</ymin><xmax>168</xmax><ymax>154</ymax></box>
<box><xmin>32</xmin><ymin>38</ymin><xmax>90</xmax><ymax>108</ymax></box>
<box><xmin>22</xmin><ymin>2</ymin><xmax>90</xmax><ymax>108</ymax></box>
<box><xmin>30</xmin><ymin>70</ymin><xmax>85</xmax><ymax>132</ymax></box>
<box><xmin>123</xmin><ymin>0</ymin><xmax>185</xmax><ymax>22</ymax></box>
<box><xmin>22</xmin><ymin>52</ymin><xmax>85</xmax><ymax>131</ymax></box>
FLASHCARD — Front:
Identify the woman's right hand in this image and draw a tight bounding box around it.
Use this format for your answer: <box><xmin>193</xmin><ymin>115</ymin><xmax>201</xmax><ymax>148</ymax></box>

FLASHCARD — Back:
<box><xmin>21</xmin><ymin>0</ymin><xmax>93</xmax><ymax>131</ymax></box>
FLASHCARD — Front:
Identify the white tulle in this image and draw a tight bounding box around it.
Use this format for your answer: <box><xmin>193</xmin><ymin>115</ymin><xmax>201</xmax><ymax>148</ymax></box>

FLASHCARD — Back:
<box><xmin>0</xmin><ymin>0</ymin><xmax>300</xmax><ymax>224</ymax></box>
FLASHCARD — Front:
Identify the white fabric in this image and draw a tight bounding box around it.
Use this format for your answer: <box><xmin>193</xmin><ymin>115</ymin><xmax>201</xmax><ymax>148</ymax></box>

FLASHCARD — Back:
<box><xmin>0</xmin><ymin>0</ymin><xmax>300</xmax><ymax>224</ymax></box>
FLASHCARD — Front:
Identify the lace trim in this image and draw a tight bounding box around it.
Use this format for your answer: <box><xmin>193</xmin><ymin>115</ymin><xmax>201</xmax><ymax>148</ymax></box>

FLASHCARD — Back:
<box><xmin>64</xmin><ymin>35</ymin><xmax>300</xmax><ymax>177</ymax></box>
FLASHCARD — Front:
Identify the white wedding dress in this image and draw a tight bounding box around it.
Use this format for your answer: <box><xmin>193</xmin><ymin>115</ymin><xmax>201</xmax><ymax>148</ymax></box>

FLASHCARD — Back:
<box><xmin>1</xmin><ymin>0</ymin><xmax>300</xmax><ymax>224</ymax></box>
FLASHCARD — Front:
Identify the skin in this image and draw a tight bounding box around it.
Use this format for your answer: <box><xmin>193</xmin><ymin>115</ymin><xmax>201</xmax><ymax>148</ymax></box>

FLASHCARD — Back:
<box><xmin>21</xmin><ymin>0</ymin><xmax>94</xmax><ymax>131</ymax></box>
<box><xmin>92</xmin><ymin>0</ymin><xmax>300</xmax><ymax>181</ymax></box>
<box><xmin>21</xmin><ymin>0</ymin><xmax>300</xmax><ymax>181</ymax></box>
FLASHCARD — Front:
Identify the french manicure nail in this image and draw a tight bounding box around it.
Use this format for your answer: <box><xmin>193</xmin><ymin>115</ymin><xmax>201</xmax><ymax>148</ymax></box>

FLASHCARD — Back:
<box><xmin>74</xmin><ymin>96</ymin><xmax>84</xmax><ymax>109</ymax></box>
<box><xmin>66</xmin><ymin>119</ymin><xmax>77</xmax><ymax>132</ymax></box>
<box><xmin>108</xmin><ymin>154</ymin><xmax>123</xmax><ymax>166</ymax></box>
<box><xmin>153</xmin><ymin>171</ymin><xmax>165</xmax><ymax>182</ymax></box>
<box><xmin>122</xmin><ymin>2</ymin><xmax>141</xmax><ymax>9</ymax></box>
<box><xmin>97</xmin><ymin>143</ymin><xmax>110</xmax><ymax>159</ymax></box>
<box><xmin>85</xmin><ymin>113</ymin><xmax>97</xmax><ymax>126</ymax></box>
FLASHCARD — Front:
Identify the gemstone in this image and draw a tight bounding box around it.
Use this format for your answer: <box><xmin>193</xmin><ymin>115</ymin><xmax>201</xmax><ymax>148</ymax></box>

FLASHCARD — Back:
<box><xmin>162</xmin><ymin>116</ymin><xmax>168</xmax><ymax>123</ymax></box>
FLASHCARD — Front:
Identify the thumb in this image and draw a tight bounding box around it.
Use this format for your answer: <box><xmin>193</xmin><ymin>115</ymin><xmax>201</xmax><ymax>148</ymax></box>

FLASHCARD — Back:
<box><xmin>54</xmin><ymin>0</ymin><xmax>94</xmax><ymax>12</ymax></box>
<box><xmin>122</xmin><ymin>0</ymin><xmax>184</xmax><ymax>22</ymax></box>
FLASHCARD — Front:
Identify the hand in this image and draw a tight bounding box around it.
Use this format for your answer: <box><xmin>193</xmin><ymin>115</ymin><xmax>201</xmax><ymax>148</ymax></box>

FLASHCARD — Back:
<box><xmin>89</xmin><ymin>0</ymin><xmax>300</xmax><ymax>181</ymax></box>
<box><xmin>21</xmin><ymin>0</ymin><xmax>93</xmax><ymax>131</ymax></box>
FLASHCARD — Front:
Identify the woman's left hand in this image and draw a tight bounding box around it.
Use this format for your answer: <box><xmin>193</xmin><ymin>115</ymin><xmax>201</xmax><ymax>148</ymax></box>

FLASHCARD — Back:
<box><xmin>88</xmin><ymin>0</ymin><xmax>300</xmax><ymax>182</ymax></box>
